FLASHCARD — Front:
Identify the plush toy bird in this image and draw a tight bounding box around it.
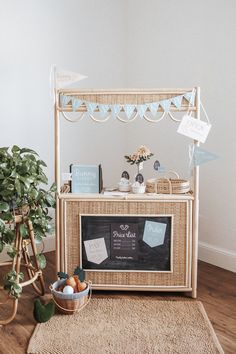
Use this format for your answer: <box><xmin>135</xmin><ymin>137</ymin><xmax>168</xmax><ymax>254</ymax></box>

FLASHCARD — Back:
<box><xmin>33</xmin><ymin>298</ymin><xmax>55</xmax><ymax>323</ymax></box>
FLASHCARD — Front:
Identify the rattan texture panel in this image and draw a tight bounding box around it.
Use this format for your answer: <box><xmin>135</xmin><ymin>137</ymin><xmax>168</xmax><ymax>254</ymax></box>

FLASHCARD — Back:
<box><xmin>64</xmin><ymin>200</ymin><xmax>189</xmax><ymax>288</ymax></box>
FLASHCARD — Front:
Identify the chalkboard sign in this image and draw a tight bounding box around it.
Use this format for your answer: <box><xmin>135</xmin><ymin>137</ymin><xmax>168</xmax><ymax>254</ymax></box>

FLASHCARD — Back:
<box><xmin>110</xmin><ymin>223</ymin><xmax>138</xmax><ymax>261</ymax></box>
<box><xmin>81</xmin><ymin>215</ymin><xmax>172</xmax><ymax>271</ymax></box>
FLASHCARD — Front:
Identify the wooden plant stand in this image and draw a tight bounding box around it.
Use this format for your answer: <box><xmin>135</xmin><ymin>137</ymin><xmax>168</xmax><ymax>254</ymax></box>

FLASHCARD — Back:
<box><xmin>0</xmin><ymin>216</ymin><xmax>45</xmax><ymax>325</ymax></box>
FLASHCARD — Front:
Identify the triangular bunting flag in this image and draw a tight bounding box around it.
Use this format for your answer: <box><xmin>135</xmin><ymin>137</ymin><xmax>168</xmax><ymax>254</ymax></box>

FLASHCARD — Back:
<box><xmin>137</xmin><ymin>104</ymin><xmax>147</xmax><ymax>118</ymax></box>
<box><xmin>60</xmin><ymin>94</ymin><xmax>72</xmax><ymax>107</ymax></box>
<box><xmin>160</xmin><ymin>99</ymin><xmax>172</xmax><ymax>112</ymax></box>
<box><xmin>124</xmin><ymin>104</ymin><xmax>135</xmax><ymax>119</ymax></box>
<box><xmin>110</xmin><ymin>105</ymin><xmax>120</xmax><ymax>118</ymax></box>
<box><xmin>190</xmin><ymin>145</ymin><xmax>219</xmax><ymax>167</ymax></box>
<box><xmin>148</xmin><ymin>102</ymin><xmax>159</xmax><ymax>116</ymax></box>
<box><xmin>171</xmin><ymin>95</ymin><xmax>183</xmax><ymax>109</ymax></box>
<box><xmin>55</xmin><ymin>67</ymin><xmax>87</xmax><ymax>88</ymax></box>
<box><xmin>184</xmin><ymin>90</ymin><xmax>196</xmax><ymax>105</ymax></box>
<box><xmin>72</xmin><ymin>98</ymin><xmax>82</xmax><ymax>111</ymax></box>
<box><xmin>98</xmin><ymin>104</ymin><xmax>110</xmax><ymax>115</ymax></box>
<box><xmin>86</xmin><ymin>101</ymin><xmax>97</xmax><ymax>113</ymax></box>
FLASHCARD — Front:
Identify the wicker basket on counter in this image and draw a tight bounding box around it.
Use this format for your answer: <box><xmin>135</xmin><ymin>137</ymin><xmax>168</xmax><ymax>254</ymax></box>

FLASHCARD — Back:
<box><xmin>146</xmin><ymin>171</ymin><xmax>190</xmax><ymax>194</ymax></box>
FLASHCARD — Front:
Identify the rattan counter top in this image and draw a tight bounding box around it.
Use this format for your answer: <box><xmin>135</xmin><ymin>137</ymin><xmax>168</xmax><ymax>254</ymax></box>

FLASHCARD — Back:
<box><xmin>59</xmin><ymin>192</ymin><xmax>194</xmax><ymax>201</ymax></box>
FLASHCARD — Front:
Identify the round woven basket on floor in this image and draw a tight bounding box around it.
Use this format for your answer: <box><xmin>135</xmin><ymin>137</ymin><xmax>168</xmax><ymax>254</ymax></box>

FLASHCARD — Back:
<box><xmin>50</xmin><ymin>279</ymin><xmax>91</xmax><ymax>315</ymax></box>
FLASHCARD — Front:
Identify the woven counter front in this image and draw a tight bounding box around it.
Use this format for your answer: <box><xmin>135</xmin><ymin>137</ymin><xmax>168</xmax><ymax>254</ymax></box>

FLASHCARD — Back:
<box><xmin>58</xmin><ymin>197</ymin><xmax>192</xmax><ymax>292</ymax></box>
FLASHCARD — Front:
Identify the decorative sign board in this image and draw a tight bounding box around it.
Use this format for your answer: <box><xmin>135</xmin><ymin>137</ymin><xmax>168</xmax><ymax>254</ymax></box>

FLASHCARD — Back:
<box><xmin>143</xmin><ymin>221</ymin><xmax>167</xmax><ymax>248</ymax></box>
<box><xmin>110</xmin><ymin>223</ymin><xmax>138</xmax><ymax>261</ymax></box>
<box><xmin>84</xmin><ymin>238</ymin><xmax>108</xmax><ymax>264</ymax></box>
<box><xmin>177</xmin><ymin>115</ymin><xmax>211</xmax><ymax>143</ymax></box>
<box><xmin>70</xmin><ymin>164</ymin><xmax>102</xmax><ymax>193</ymax></box>
<box><xmin>81</xmin><ymin>215</ymin><xmax>172</xmax><ymax>271</ymax></box>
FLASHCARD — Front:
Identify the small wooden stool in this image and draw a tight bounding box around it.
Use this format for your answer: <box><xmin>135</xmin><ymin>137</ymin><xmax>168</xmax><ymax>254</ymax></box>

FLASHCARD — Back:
<box><xmin>0</xmin><ymin>216</ymin><xmax>45</xmax><ymax>325</ymax></box>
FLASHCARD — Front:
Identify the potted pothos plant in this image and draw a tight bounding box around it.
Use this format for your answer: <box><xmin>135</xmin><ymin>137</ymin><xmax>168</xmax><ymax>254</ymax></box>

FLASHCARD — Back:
<box><xmin>0</xmin><ymin>146</ymin><xmax>56</xmax><ymax>298</ymax></box>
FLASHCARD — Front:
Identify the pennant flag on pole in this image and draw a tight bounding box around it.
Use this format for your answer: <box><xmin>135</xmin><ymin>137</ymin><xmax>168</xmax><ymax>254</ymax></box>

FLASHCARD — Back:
<box><xmin>55</xmin><ymin>67</ymin><xmax>87</xmax><ymax>88</ymax></box>
<box><xmin>190</xmin><ymin>145</ymin><xmax>219</xmax><ymax>167</ymax></box>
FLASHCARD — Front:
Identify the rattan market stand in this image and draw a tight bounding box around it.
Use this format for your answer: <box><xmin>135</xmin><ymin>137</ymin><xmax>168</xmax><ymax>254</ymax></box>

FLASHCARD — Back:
<box><xmin>54</xmin><ymin>88</ymin><xmax>200</xmax><ymax>298</ymax></box>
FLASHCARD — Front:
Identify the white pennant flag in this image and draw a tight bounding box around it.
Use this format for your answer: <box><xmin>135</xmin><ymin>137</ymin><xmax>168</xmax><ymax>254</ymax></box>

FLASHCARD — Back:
<box><xmin>55</xmin><ymin>67</ymin><xmax>87</xmax><ymax>88</ymax></box>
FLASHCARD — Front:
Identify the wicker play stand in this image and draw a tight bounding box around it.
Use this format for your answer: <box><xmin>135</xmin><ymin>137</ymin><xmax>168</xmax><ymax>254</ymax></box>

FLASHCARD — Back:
<box><xmin>54</xmin><ymin>87</ymin><xmax>201</xmax><ymax>298</ymax></box>
<box><xmin>50</xmin><ymin>280</ymin><xmax>92</xmax><ymax>315</ymax></box>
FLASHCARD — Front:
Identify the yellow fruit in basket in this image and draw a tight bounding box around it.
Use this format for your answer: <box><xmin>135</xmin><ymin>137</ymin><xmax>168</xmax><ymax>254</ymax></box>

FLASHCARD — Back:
<box><xmin>66</xmin><ymin>276</ymin><xmax>77</xmax><ymax>289</ymax></box>
<box><xmin>63</xmin><ymin>285</ymin><xmax>74</xmax><ymax>294</ymax></box>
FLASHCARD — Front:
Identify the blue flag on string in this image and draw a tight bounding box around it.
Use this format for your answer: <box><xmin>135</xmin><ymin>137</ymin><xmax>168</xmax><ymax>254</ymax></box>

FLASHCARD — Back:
<box><xmin>60</xmin><ymin>94</ymin><xmax>71</xmax><ymax>107</ymax></box>
<box><xmin>72</xmin><ymin>99</ymin><xmax>82</xmax><ymax>111</ymax></box>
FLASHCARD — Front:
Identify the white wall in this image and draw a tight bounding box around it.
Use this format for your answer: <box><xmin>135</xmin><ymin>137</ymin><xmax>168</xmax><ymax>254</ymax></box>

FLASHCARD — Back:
<box><xmin>0</xmin><ymin>0</ymin><xmax>127</xmax><ymax>186</ymax></box>
<box><xmin>124</xmin><ymin>0</ymin><xmax>236</xmax><ymax>271</ymax></box>
<box><xmin>1</xmin><ymin>0</ymin><xmax>236</xmax><ymax>271</ymax></box>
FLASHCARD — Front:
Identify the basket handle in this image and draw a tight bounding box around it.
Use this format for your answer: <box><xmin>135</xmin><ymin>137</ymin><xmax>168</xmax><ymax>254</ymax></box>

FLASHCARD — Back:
<box><xmin>166</xmin><ymin>170</ymin><xmax>180</xmax><ymax>179</ymax></box>
<box><xmin>50</xmin><ymin>281</ymin><xmax>92</xmax><ymax>313</ymax></box>
<box><xmin>156</xmin><ymin>178</ymin><xmax>173</xmax><ymax>194</ymax></box>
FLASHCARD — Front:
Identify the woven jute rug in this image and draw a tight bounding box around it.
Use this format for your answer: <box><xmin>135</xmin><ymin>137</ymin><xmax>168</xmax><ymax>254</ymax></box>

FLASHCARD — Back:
<box><xmin>27</xmin><ymin>299</ymin><xmax>224</xmax><ymax>354</ymax></box>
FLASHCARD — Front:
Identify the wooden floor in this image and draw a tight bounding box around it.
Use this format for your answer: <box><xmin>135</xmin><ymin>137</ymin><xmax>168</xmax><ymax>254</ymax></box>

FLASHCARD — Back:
<box><xmin>0</xmin><ymin>252</ymin><xmax>235</xmax><ymax>354</ymax></box>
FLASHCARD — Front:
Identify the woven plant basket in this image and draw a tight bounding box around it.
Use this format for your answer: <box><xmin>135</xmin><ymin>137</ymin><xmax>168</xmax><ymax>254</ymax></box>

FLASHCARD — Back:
<box><xmin>50</xmin><ymin>279</ymin><xmax>91</xmax><ymax>315</ymax></box>
<box><xmin>146</xmin><ymin>171</ymin><xmax>190</xmax><ymax>194</ymax></box>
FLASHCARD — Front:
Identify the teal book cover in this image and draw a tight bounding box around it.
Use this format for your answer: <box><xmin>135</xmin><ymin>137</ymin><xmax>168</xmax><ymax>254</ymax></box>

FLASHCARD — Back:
<box><xmin>71</xmin><ymin>165</ymin><xmax>101</xmax><ymax>193</ymax></box>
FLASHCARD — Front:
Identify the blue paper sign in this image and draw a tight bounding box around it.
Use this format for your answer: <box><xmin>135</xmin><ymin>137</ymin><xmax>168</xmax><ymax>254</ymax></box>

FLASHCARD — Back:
<box><xmin>143</xmin><ymin>221</ymin><xmax>167</xmax><ymax>248</ymax></box>
<box><xmin>71</xmin><ymin>165</ymin><xmax>100</xmax><ymax>193</ymax></box>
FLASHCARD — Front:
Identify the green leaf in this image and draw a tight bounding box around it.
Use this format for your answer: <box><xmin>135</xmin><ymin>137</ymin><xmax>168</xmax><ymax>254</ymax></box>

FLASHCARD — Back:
<box><xmin>0</xmin><ymin>201</ymin><xmax>9</xmax><ymax>212</ymax></box>
<box><xmin>0</xmin><ymin>147</ymin><xmax>9</xmax><ymax>154</ymax></box>
<box><xmin>20</xmin><ymin>224</ymin><xmax>28</xmax><ymax>237</ymax></box>
<box><xmin>73</xmin><ymin>266</ymin><xmax>85</xmax><ymax>282</ymax></box>
<box><xmin>15</xmin><ymin>178</ymin><xmax>21</xmax><ymax>196</ymax></box>
<box><xmin>29</xmin><ymin>188</ymin><xmax>38</xmax><ymax>199</ymax></box>
<box><xmin>0</xmin><ymin>241</ymin><xmax>3</xmax><ymax>253</ymax></box>
<box><xmin>12</xmin><ymin>145</ymin><xmax>20</xmax><ymax>153</ymax></box>
<box><xmin>0</xmin><ymin>212</ymin><xmax>13</xmax><ymax>221</ymax></box>
<box><xmin>36</xmin><ymin>254</ymin><xmax>46</xmax><ymax>269</ymax></box>
<box><xmin>37</xmin><ymin>160</ymin><xmax>47</xmax><ymax>167</ymax></box>
<box><xmin>57</xmin><ymin>271</ymin><xmax>69</xmax><ymax>279</ymax></box>
<box><xmin>18</xmin><ymin>272</ymin><xmax>24</xmax><ymax>281</ymax></box>
<box><xmin>6</xmin><ymin>184</ymin><xmax>14</xmax><ymax>191</ymax></box>
<box><xmin>4</xmin><ymin>229</ymin><xmax>15</xmax><ymax>243</ymax></box>
<box><xmin>20</xmin><ymin>148</ymin><xmax>38</xmax><ymax>155</ymax></box>
<box><xmin>0</xmin><ymin>219</ymin><xmax>6</xmax><ymax>232</ymax></box>
<box><xmin>50</xmin><ymin>183</ymin><xmax>57</xmax><ymax>192</ymax></box>
<box><xmin>45</xmin><ymin>194</ymin><xmax>55</xmax><ymax>207</ymax></box>
<box><xmin>7</xmin><ymin>246</ymin><xmax>17</xmax><ymax>259</ymax></box>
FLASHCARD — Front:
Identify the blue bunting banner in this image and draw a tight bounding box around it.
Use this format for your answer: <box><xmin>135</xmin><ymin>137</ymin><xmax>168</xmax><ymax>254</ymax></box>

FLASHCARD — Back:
<box><xmin>59</xmin><ymin>89</ymin><xmax>196</xmax><ymax>119</ymax></box>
